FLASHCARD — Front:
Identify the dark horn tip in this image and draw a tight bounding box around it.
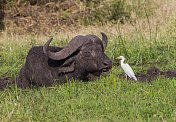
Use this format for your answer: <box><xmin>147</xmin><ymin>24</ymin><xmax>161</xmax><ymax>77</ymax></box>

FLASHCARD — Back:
<box><xmin>100</xmin><ymin>32</ymin><xmax>105</xmax><ymax>35</ymax></box>
<box><xmin>44</xmin><ymin>37</ymin><xmax>53</xmax><ymax>45</ymax></box>
<box><xmin>100</xmin><ymin>32</ymin><xmax>107</xmax><ymax>39</ymax></box>
<box><xmin>43</xmin><ymin>37</ymin><xmax>54</xmax><ymax>54</ymax></box>
<box><xmin>49</xmin><ymin>37</ymin><xmax>53</xmax><ymax>41</ymax></box>
<box><xmin>100</xmin><ymin>32</ymin><xmax>107</xmax><ymax>38</ymax></box>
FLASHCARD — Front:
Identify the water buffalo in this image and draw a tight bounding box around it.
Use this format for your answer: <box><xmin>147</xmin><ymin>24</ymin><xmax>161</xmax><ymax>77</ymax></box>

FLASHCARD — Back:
<box><xmin>16</xmin><ymin>32</ymin><xmax>112</xmax><ymax>88</ymax></box>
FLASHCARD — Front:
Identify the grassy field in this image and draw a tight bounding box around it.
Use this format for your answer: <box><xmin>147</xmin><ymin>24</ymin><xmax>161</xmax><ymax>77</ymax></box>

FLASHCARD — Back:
<box><xmin>0</xmin><ymin>0</ymin><xmax>176</xmax><ymax>121</ymax></box>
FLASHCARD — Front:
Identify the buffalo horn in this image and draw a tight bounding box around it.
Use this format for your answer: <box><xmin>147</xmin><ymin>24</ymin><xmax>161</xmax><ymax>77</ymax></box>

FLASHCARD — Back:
<box><xmin>100</xmin><ymin>32</ymin><xmax>108</xmax><ymax>51</ymax></box>
<box><xmin>43</xmin><ymin>36</ymin><xmax>85</xmax><ymax>60</ymax></box>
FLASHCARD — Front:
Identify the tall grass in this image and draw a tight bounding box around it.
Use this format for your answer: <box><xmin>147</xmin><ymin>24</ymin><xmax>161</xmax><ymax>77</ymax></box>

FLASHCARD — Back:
<box><xmin>0</xmin><ymin>77</ymin><xmax>176</xmax><ymax>121</ymax></box>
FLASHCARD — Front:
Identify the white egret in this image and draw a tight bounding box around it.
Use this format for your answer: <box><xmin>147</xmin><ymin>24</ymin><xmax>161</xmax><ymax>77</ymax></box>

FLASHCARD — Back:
<box><xmin>116</xmin><ymin>56</ymin><xmax>137</xmax><ymax>81</ymax></box>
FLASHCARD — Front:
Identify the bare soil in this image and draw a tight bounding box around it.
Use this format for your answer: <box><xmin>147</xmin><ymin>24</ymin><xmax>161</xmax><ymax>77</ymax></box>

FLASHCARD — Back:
<box><xmin>2</xmin><ymin>0</ymin><xmax>87</xmax><ymax>35</ymax></box>
<box><xmin>117</xmin><ymin>67</ymin><xmax>176</xmax><ymax>83</ymax></box>
<box><xmin>1</xmin><ymin>67</ymin><xmax>176</xmax><ymax>90</ymax></box>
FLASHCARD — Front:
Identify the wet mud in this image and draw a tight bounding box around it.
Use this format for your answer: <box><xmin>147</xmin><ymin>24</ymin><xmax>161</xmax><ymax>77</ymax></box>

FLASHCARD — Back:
<box><xmin>0</xmin><ymin>67</ymin><xmax>176</xmax><ymax>90</ymax></box>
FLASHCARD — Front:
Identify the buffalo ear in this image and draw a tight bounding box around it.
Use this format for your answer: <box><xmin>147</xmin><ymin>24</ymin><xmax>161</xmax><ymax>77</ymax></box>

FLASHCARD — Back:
<box><xmin>58</xmin><ymin>59</ymin><xmax>75</xmax><ymax>74</ymax></box>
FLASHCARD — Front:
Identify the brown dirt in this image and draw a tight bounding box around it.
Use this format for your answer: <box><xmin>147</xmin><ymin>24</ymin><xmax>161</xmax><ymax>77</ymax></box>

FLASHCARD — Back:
<box><xmin>117</xmin><ymin>67</ymin><xmax>176</xmax><ymax>83</ymax></box>
<box><xmin>2</xmin><ymin>0</ymin><xmax>87</xmax><ymax>35</ymax></box>
<box><xmin>1</xmin><ymin>0</ymin><xmax>176</xmax><ymax>38</ymax></box>
<box><xmin>1</xmin><ymin>67</ymin><xmax>175</xmax><ymax>90</ymax></box>
<box><xmin>0</xmin><ymin>77</ymin><xmax>14</xmax><ymax>90</ymax></box>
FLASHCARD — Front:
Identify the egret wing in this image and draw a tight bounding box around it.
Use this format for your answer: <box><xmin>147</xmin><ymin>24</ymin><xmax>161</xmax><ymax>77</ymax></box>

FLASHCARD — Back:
<box><xmin>121</xmin><ymin>63</ymin><xmax>135</xmax><ymax>78</ymax></box>
<box><xmin>126</xmin><ymin>63</ymin><xmax>137</xmax><ymax>80</ymax></box>
<box><xmin>126</xmin><ymin>64</ymin><xmax>135</xmax><ymax>74</ymax></box>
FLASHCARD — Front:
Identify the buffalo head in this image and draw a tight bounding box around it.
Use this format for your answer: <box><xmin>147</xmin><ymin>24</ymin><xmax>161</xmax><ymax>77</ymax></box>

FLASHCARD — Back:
<box><xmin>43</xmin><ymin>32</ymin><xmax>112</xmax><ymax>78</ymax></box>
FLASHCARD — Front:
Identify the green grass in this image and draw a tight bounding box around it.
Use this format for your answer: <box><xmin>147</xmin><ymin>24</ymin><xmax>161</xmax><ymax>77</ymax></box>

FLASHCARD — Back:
<box><xmin>0</xmin><ymin>75</ymin><xmax>176</xmax><ymax>121</ymax></box>
<box><xmin>0</xmin><ymin>32</ymin><xmax>175</xmax><ymax>121</ymax></box>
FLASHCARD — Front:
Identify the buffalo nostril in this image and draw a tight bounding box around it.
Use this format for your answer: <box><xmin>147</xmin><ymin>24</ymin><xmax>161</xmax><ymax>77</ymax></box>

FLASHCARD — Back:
<box><xmin>103</xmin><ymin>61</ymin><xmax>108</xmax><ymax>66</ymax></box>
<box><xmin>103</xmin><ymin>60</ymin><xmax>112</xmax><ymax>67</ymax></box>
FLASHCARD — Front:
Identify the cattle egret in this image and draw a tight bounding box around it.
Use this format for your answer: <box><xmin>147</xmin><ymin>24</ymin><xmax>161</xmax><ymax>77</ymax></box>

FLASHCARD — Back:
<box><xmin>116</xmin><ymin>56</ymin><xmax>137</xmax><ymax>81</ymax></box>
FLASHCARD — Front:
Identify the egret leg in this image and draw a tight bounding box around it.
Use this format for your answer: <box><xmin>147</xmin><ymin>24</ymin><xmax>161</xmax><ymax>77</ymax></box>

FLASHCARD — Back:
<box><xmin>125</xmin><ymin>74</ymin><xmax>128</xmax><ymax>80</ymax></box>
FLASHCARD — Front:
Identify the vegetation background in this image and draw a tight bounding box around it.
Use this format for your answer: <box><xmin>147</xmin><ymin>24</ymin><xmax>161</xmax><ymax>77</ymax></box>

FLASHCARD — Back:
<box><xmin>0</xmin><ymin>0</ymin><xmax>176</xmax><ymax>121</ymax></box>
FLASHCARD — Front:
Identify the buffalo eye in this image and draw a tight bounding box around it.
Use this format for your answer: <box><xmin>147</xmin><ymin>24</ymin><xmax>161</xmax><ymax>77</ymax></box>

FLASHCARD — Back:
<box><xmin>82</xmin><ymin>51</ymin><xmax>91</xmax><ymax>57</ymax></box>
<box><xmin>84</xmin><ymin>51</ymin><xmax>90</xmax><ymax>54</ymax></box>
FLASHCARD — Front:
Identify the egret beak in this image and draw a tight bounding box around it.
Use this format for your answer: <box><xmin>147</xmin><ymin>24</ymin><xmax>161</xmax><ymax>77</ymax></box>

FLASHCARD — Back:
<box><xmin>115</xmin><ymin>57</ymin><xmax>120</xmax><ymax>59</ymax></box>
